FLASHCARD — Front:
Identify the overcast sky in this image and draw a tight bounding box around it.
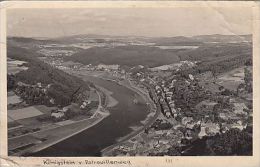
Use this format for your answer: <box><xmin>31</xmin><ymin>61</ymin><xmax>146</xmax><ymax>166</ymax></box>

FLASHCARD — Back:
<box><xmin>7</xmin><ymin>7</ymin><xmax>252</xmax><ymax>38</ymax></box>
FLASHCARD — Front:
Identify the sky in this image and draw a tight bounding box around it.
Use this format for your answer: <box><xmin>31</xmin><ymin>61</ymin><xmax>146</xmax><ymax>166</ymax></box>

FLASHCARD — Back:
<box><xmin>7</xmin><ymin>7</ymin><xmax>252</xmax><ymax>38</ymax></box>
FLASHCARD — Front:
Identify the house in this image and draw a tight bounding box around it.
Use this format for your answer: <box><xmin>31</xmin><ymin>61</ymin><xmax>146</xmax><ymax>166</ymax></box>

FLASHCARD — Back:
<box><xmin>159</xmin><ymin>98</ymin><xmax>165</xmax><ymax>103</ymax></box>
<box><xmin>220</xmin><ymin>123</ymin><xmax>231</xmax><ymax>133</ymax></box>
<box><xmin>198</xmin><ymin>127</ymin><xmax>207</xmax><ymax>138</ymax></box>
<box><xmin>62</xmin><ymin>106</ymin><xmax>70</xmax><ymax>112</ymax></box>
<box><xmin>231</xmin><ymin>124</ymin><xmax>244</xmax><ymax>131</ymax></box>
<box><xmin>121</xmin><ymin>69</ymin><xmax>126</xmax><ymax>74</ymax></box>
<box><xmin>165</xmin><ymin>112</ymin><xmax>171</xmax><ymax>118</ymax></box>
<box><xmin>97</xmin><ymin>64</ymin><xmax>119</xmax><ymax>70</ymax></box>
<box><xmin>51</xmin><ymin>112</ymin><xmax>64</xmax><ymax>119</ymax></box>
<box><xmin>17</xmin><ymin>81</ymin><xmax>31</xmax><ymax>87</ymax></box>
<box><xmin>233</xmin><ymin>103</ymin><xmax>248</xmax><ymax>115</ymax></box>
<box><xmin>189</xmin><ymin>74</ymin><xmax>194</xmax><ymax>81</ymax></box>
<box><xmin>155</xmin><ymin>86</ymin><xmax>160</xmax><ymax>90</ymax></box>
<box><xmin>155</xmin><ymin>130</ymin><xmax>164</xmax><ymax>135</ymax></box>
<box><xmin>159</xmin><ymin>139</ymin><xmax>169</xmax><ymax>145</ymax></box>
<box><xmin>123</xmin><ymin>142</ymin><xmax>135</xmax><ymax>150</ymax></box>
<box><xmin>185</xmin><ymin>80</ymin><xmax>190</xmax><ymax>85</ymax></box>
<box><xmin>169</xmin><ymin>103</ymin><xmax>175</xmax><ymax>108</ymax></box>
<box><xmin>50</xmin><ymin>98</ymin><xmax>55</xmax><ymax>104</ymax></box>
<box><xmin>166</xmin><ymin>96</ymin><xmax>171</xmax><ymax>101</ymax></box>
<box><xmin>80</xmin><ymin>100</ymin><xmax>91</xmax><ymax>109</ymax></box>
<box><xmin>43</xmin><ymin>88</ymin><xmax>47</xmax><ymax>93</ymax></box>
<box><xmin>218</xmin><ymin>113</ymin><xmax>228</xmax><ymax>121</ymax></box>
<box><xmin>169</xmin><ymin>100</ymin><xmax>175</xmax><ymax>104</ymax></box>
<box><xmin>204</xmin><ymin>122</ymin><xmax>220</xmax><ymax>136</ymax></box>
<box><xmin>186</xmin><ymin>122</ymin><xmax>196</xmax><ymax>129</ymax></box>
<box><xmin>231</xmin><ymin>120</ymin><xmax>246</xmax><ymax>131</ymax></box>
<box><xmin>164</xmin><ymin>88</ymin><xmax>169</xmax><ymax>92</ymax></box>
<box><xmin>37</xmin><ymin>82</ymin><xmax>42</xmax><ymax>88</ymax></box>
<box><xmin>182</xmin><ymin>117</ymin><xmax>193</xmax><ymax>125</ymax></box>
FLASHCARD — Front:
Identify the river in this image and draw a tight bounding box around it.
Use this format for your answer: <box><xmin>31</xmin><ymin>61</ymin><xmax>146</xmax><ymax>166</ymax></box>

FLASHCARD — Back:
<box><xmin>31</xmin><ymin>75</ymin><xmax>149</xmax><ymax>156</ymax></box>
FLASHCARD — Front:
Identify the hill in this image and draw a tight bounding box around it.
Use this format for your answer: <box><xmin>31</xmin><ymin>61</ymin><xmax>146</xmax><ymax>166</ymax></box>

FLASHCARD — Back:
<box><xmin>148</xmin><ymin>36</ymin><xmax>202</xmax><ymax>46</ymax></box>
<box><xmin>178</xmin><ymin>43</ymin><xmax>252</xmax><ymax>62</ymax></box>
<box><xmin>176</xmin><ymin>43</ymin><xmax>252</xmax><ymax>75</ymax></box>
<box><xmin>7</xmin><ymin>45</ymin><xmax>90</xmax><ymax>106</ymax></box>
<box><xmin>64</xmin><ymin>45</ymin><xmax>180</xmax><ymax>67</ymax></box>
<box><xmin>192</xmin><ymin>34</ymin><xmax>252</xmax><ymax>43</ymax></box>
<box><xmin>8</xmin><ymin>37</ymin><xmax>57</xmax><ymax>46</ymax></box>
<box><xmin>148</xmin><ymin>34</ymin><xmax>252</xmax><ymax>46</ymax></box>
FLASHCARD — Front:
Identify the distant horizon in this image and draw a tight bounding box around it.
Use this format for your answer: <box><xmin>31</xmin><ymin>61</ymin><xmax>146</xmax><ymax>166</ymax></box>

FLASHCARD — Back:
<box><xmin>7</xmin><ymin>33</ymin><xmax>253</xmax><ymax>40</ymax></box>
<box><xmin>7</xmin><ymin>8</ymin><xmax>252</xmax><ymax>38</ymax></box>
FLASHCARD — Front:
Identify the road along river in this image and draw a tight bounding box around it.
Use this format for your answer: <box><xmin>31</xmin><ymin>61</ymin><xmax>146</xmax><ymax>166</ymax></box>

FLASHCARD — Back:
<box><xmin>31</xmin><ymin>75</ymin><xmax>150</xmax><ymax>156</ymax></box>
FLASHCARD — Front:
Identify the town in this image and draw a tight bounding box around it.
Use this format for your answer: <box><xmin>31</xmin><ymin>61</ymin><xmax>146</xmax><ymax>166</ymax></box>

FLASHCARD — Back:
<box><xmin>43</xmin><ymin>56</ymin><xmax>252</xmax><ymax>156</ymax></box>
<box><xmin>7</xmin><ymin>34</ymin><xmax>253</xmax><ymax>156</ymax></box>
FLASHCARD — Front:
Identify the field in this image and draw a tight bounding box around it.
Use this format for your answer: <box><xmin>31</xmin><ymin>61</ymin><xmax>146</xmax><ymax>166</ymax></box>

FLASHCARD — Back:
<box><xmin>7</xmin><ymin>59</ymin><xmax>28</xmax><ymax>75</ymax></box>
<box><xmin>8</xmin><ymin>135</ymin><xmax>42</xmax><ymax>153</ymax></box>
<box><xmin>7</xmin><ymin>94</ymin><xmax>22</xmax><ymax>105</ymax></box>
<box><xmin>88</xmin><ymin>90</ymin><xmax>99</xmax><ymax>101</ymax></box>
<box><xmin>34</xmin><ymin>105</ymin><xmax>57</xmax><ymax>115</ymax></box>
<box><xmin>218</xmin><ymin>67</ymin><xmax>244</xmax><ymax>82</ymax></box>
<box><xmin>8</xmin><ymin>106</ymin><xmax>43</xmax><ymax>122</ymax></box>
<box><xmin>216</xmin><ymin>67</ymin><xmax>245</xmax><ymax>91</ymax></box>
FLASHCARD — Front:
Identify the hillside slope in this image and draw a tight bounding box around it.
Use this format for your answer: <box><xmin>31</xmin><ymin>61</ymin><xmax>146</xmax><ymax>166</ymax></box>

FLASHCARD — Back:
<box><xmin>176</xmin><ymin>43</ymin><xmax>252</xmax><ymax>75</ymax></box>
<box><xmin>65</xmin><ymin>45</ymin><xmax>180</xmax><ymax>67</ymax></box>
<box><xmin>7</xmin><ymin>45</ymin><xmax>90</xmax><ymax>106</ymax></box>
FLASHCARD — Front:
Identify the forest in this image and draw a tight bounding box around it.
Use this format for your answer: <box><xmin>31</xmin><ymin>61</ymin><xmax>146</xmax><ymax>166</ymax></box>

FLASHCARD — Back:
<box><xmin>7</xmin><ymin>45</ymin><xmax>90</xmax><ymax>106</ymax></box>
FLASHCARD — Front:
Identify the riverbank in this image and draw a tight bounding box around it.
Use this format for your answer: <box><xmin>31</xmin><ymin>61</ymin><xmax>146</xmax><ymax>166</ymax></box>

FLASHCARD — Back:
<box><xmin>67</xmin><ymin>69</ymin><xmax>160</xmax><ymax>155</ymax></box>
<box><xmin>96</xmin><ymin>85</ymin><xmax>119</xmax><ymax>108</ymax></box>
<box><xmin>93</xmin><ymin>74</ymin><xmax>160</xmax><ymax>156</ymax></box>
<box><xmin>29</xmin><ymin>70</ymin><xmax>155</xmax><ymax>156</ymax></box>
<box><xmin>86</xmin><ymin>73</ymin><xmax>159</xmax><ymax>126</ymax></box>
<box><xmin>12</xmin><ymin>87</ymin><xmax>110</xmax><ymax>156</ymax></box>
<box><xmin>21</xmin><ymin>111</ymin><xmax>109</xmax><ymax>156</ymax></box>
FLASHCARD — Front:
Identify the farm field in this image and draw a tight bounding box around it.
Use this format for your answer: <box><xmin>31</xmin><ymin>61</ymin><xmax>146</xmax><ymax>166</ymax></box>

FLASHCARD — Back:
<box><xmin>8</xmin><ymin>106</ymin><xmax>44</xmax><ymax>122</ymax></box>
<box><xmin>7</xmin><ymin>58</ymin><xmax>28</xmax><ymax>75</ymax></box>
<box><xmin>7</xmin><ymin>94</ymin><xmax>22</xmax><ymax>105</ymax></box>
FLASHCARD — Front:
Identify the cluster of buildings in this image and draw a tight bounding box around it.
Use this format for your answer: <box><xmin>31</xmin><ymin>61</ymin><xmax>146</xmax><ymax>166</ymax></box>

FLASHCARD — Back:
<box><xmin>149</xmin><ymin>61</ymin><xmax>197</xmax><ymax>72</ymax></box>
<box><xmin>106</xmin><ymin>62</ymin><xmax>252</xmax><ymax>156</ymax></box>
<box><xmin>50</xmin><ymin>103</ymin><xmax>78</xmax><ymax>120</ymax></box>
<box><xmin>110</xmin><ymin>122</ymin><xmax>183</xmax><ymax>156</ymax></box>
<box><xmin>96</xmin><ymin>64</ymin><xmax>120</xmax><ymax>71</ymax></box>
<box><xmin>38</xmin><ymin>48</ymin><xmax>75</xmax><ymax>57</ymax></box>
<box><xmin>36</xmin><ymin>51</ymin><xmax>252</xmax><ymax>156</ymax></box>
<box><xmin>50</xmin><ymin>99</ymin><xmax>96</xmax><ymax>121</ymax></box>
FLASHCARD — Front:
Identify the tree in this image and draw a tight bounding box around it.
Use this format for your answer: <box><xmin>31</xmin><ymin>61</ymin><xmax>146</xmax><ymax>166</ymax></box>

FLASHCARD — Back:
<box><xmin>167</xmin><ymin>147</ymin><xmax>181</xmax><ymax>156</ymax></box>
<box><xmin>7</xmin><ymin>74</ymin><xmax>16</xmax><ymax>90</ymax></box>
<box><xmin>205</xmin><ymin>128</ymin><xmax>252</xmax><ymax>155</ymax></box>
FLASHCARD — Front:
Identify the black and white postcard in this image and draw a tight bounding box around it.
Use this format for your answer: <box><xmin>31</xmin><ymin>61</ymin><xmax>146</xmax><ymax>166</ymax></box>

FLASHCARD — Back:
<box><xmin>0</xmin><ymin>1</ymin><xmax>259</xmax><ymax>167</ymax></box>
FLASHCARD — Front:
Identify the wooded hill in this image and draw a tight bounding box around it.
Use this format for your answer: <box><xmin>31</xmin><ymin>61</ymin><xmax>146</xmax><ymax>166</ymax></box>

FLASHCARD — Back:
<box><xmin>7</xmin><ymin>45</ymin><xmax>90</xmax><ymax>106</ymax></box>
<box><xmin>64</xmin><ymin>45</ymin><xmax>181</xmax><ymax>67</ymax></box>
<box><xmin>177</xmin><ymin>43</ymin><xmax>252</xmax><ymax>76</ymax></box>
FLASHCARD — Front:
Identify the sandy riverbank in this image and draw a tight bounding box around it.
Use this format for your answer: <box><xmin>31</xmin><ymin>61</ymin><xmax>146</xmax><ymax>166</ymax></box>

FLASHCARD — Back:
<box><xmin>64</xmin><ymin>69</ymin><xmax>159</xmax><ymax>156</ymax></box>
<box><xmin>99</xmin><ymin>77</ymin><xmax>160</xmax><ymax>156</ymax></box>
<box><xmin>96</xmin><ymin>85</ymin><xmax>119</xmax><ymax>108</ymax></box>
